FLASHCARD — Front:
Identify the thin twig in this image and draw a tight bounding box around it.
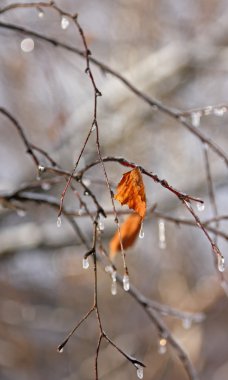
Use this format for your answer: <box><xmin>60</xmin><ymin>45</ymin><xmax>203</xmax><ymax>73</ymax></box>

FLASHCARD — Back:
<box><xmin>0</xmin><ymin>107</ymin><xmax>39</xmax><ymax>167</ymax></box>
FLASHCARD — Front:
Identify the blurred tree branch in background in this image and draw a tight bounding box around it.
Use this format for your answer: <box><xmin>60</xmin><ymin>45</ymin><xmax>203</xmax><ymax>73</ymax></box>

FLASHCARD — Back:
<box><xmin>0</xmin><ymin>1</ymin><xmax>228</xmax><ymax>380</ymax></box>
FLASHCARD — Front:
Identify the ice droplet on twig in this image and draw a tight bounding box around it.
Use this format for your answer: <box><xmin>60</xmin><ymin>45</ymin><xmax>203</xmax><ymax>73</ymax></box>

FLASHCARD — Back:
<box><xmin>105</xmin><ymin>265</ymin><xmax>113</xmax><ymax>273</ymax></box>
<box><xmin>91</xmin><ymin>124</ymin><xmax>96</xmax><ymax>132</ymax></box>
<box><xmin>197</xmin><ymin>202</ymin><xmax>205</xmax><ymax>212</ymax></box>
<box><xmin>191</xmin><ymin>112</ymin><xmax>201</xmax><ymax>127</ymax></box>
<box><xmin>82</xmin><ymin>257</ymin><xmax>89</xmax><ymax>269</ymax></box>
<box><xmin>38</xmin><ymin>9</ymin><xmax>44</xmax><ymax>18</ymax></box>
<box><xmin>111</xmin><ymin>281</ymin><xmax>117</xmax><ymax>296</ymax></box>
<box><xmin>123</xmin><ymin>274</ymin><xmax>130</xmax><ymax>291</ymax></box>
<box><xmin>57</xmin><ymin>216</ymin><xmax>62</xmax><ymax>228</ymax></box>
<box><xmin>83</xmin><ymin>178</ymin><xmax>91</xmax><ymax>187</ymax></box>
<box><xmin>182</xmin><ymin>317</ymin><xmax>192</xmax><ymax>330</ymax></box>
<box><xmin>58</xmin><ymin>347</ymin><xmax>64</xmax><ymax>353</ymax></box>
<box><xmin>111</xmin><ymin>271</ymin><xmax>116</xmax><ymax>282</ymax></box>
<box><xmin>158</xmin><ymin>338</ymin><xmax>167</xmax><ymax>354</ymax></box>
<box><xmin>139</xmin><ymin>223</ymin><xmax>144</xmax><ymax>239</ymax></box>
<box><xmin>135</xmin><ymin>364</ymin><xmax>144</xmax><ymax>379</ymax></box>
<box><xmin>41</xmin><ymin>182</ymin><xmax>51</xmax><ymax>191</ymax></box>
<box><xmin>217</xmin><ymin>255</ymin><xmax>225</xmax><ymax>272</ymax></box>
<box><xmin>78</xmin><ymin>205</ymin><xmax>85</xmax><ymax>216</ymax></box>
<box><xmin>61</xmin><ymin>16</ymin><xmax>70</xmax><ymax>30</ymax></box>
<box><xmin>98</xmin><ymin>217</ymin><xmax>105</xmax><ymax>231</ymax></box>
<box><xmin>158</xmin><ymin>219</ymin><xmax>166</xmax><ymax>249</ymax></box>
<box><xmin>17</xmin><ymin>209</ymin><xmax>26</xmax><ymax>217</ymax></box>
<box><xmin>37</xmin><ymin>165</ymin><xmax>45</xmax><ymax>181</ymax></box>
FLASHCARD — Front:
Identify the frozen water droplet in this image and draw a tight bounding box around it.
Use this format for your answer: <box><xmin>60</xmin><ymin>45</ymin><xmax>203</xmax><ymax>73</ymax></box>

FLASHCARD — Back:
<box><xmin>38</xmin><ymin>9</ymin><xmax>44</xmax><ymax>18</ymax></box>
<box><xmin>38</xmin><ymin>163</ymin><xmax>44</xmax><ymax>172</ymax></box>
<box><xmin>111</xmin><ymin>271</ymin><xmax>116</xmax><ymax>282</ymax></box>
<box><xmin>17</xmin><ymin>209</ymin><xmax>26</xmax><ymax>217</ymax></box>
<box><xmin>136</xmin><ymin>365</ymin><xmax>144</xmax><ymax>379</ymax></box>
<box><xmin>182</xmin><ymin>318</ymin><xmax>192</xmax><ymax>330</ymax></box>
<box><xmin>217</xmin><ymin>255</ymin><xmax>225</xmax><ymax>272</ymax></box>
<box><xmin>139</xmin><ymin>223</ymin><xmax>144</xmax><ymax>239</ymax></box>
<box><xmin>158</xmin><ymin>338</ymin><xmax>167</xmax><ymax>354</ymax></box>
<box><xmin>57</xmin><ymin>216</ymin><xmax>62</xmax><ymax>228</ymax></box>
<box><xmin>83</xmin><ymin>178</ymin><xmax>91</xmax><ymax>187</ymax></box>
<box><xmin>91</xmin><ymin>124</ymin><xmax>96</xmax><ymax>132</ymax></box>
<box><xmin>98</xmin><ymin>217</ymin><xmax>105</xmax><ymax>231</ymax></box>
<box><xmin>78</xmin><ymin>206</ymin><xmax>85</xmax><ymax>216</ymax></box>
<box><xmin>21</xmin><ymin>38</ymin><xmax>34</xmax><ymax>53</ymax></box>
<box><xmin>105</xmin><ymin>265</ymin><xmax>113</xmax><ymax>274</ymax></box>
<box><xmin>58</xmin><ymin>347</ymin><xmax>64</xmax><ymax>353</ymax></box>
<box><xmin>82</xmin><ymin>257</ymin><xmax>89</xmax><ymax>269</ymax></box>
<box><xmin>41</xmin><ymin>182</ymin><xmax>51</xmax><ymax>191</ymax></box>
<box><xmin>61</xmin><ymin>16</ymin><xmax>70</xmax><ymax>30</ymax></box>
<box><xmin>158</xmin><ymin>219</ymin><xmax>166</xmax><ymax>249</ymax></box>
<box><xmin>197</xmin><ymin>202</ymin><xmax>205</xmax><ymax>212</ymax></box>
<box><xmin>123</xmin><ymin>274</ymin><xmax>130</xmax><ymax>291</ymax></box>
<box><xmin>111</xmin><ymin>281</ymin><xmax>117</xmax><ymax>296</ymax></box>
<box><xmin>191</xmin><ymin>112</ymin><xmax>201</xmax><ymax>127</ymax></box>
<box><xmin>37</xmin><ymin>165</ymin><xmax>45</xmax><ymax>180</ymax></box>
<box><xmin>84</xmin><ymin>190</ymin><xmax>89</xmax><ymax>196</ymax></box>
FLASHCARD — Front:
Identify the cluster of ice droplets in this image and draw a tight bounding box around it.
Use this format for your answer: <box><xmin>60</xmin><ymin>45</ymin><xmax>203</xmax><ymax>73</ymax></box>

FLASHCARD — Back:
<box><xmin>123</xmin><ymin>274</ymin><xmax>130</xmax><ymax>291</ymax></box>
<box><xmin>190</xmin><ymin>106</ymin><xmax>227</xmax><ymax>127</ymax></box>
<box><xmin>213</xmin><ymin>106</ymin><xmax>227</xmax><ymax>116</ymax></box>
<box><xmin>135</xmin><ymin>364</ymin><xmax>144</xmax><ymax>379</ymax></box>
<box><xmin>203</xmin><ymin>105</ymin><xmax>227</xmax><ymax>117</ymax></box>
<box><xmin>158</xmin><ymin>219</ymin><xmax>166</xmax><ymax>249</ymax></box>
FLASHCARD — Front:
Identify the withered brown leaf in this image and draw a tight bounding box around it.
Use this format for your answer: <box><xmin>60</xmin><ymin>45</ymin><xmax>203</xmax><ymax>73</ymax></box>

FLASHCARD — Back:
<box><xmin>114</xmin><ymin>168</ymin><xmax>146</xmax><ymax>219</ymax></box>
<box><xmin>109</xmin><ymin>213</ymin><xmax>142</xmax><ymax>258</ymax></box>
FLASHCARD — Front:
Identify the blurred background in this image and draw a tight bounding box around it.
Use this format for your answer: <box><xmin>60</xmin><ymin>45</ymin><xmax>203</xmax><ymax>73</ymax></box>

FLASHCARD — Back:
<box><xmin>0</xmin><ymin>0</ymin><xmax>228</xmax><ymax>379</ymax></box>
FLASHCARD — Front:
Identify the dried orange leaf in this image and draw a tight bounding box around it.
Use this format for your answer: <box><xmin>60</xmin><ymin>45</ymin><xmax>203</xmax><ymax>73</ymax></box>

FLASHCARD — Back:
<box><xmin>109</xmin><ymin>213</ymin><xmax>142</xmax><ymax>258</ymax></box>
<box><xmin>114</xmin><ymin>168</ymin><xmax>146</xmax><ymax>219</ymax></box>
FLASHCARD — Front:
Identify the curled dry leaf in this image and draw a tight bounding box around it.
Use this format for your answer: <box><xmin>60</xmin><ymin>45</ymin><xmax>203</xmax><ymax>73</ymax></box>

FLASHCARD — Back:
<box><xmin>114</xmin><ymin>168</ymin><xmax>146</xmax><ymax>219</ymax></box>
<box><xmin>110</xmin><ymin>213</ymin><xmax>142</xmax><ymax>259</ymax></box>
